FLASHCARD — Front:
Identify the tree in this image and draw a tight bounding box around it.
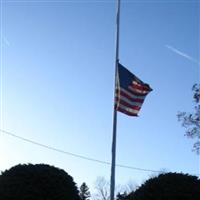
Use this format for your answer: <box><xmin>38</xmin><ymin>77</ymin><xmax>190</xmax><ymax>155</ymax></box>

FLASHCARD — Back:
<box><xmin>93</xmin><ymin>177</ymin><xmax>110</xmax><ymax>200</ymax></box>
<box><xmin>92</xmin><ymin>177</ymin><xmax>134</xmax><ymax>200</ymax></box>
<box><xmin>117</xmin><ymin>192</ymin><xmax>128</xmax><ymax>200</ymax></box>
<box><xmin>0</xmin><ymin>163</ymin><xmax>80</xmax><ymax>200</ymax></box>
<box><xmin>116</xmin><ymin>180</ymin><xmax>137</xmax><ymax>200</ymax></box>
<box><xmin>80</xmin><ymin>182</ymin><xmax>91</xmax><ymax>200</ymax></box>
<box><xmin>125</xmin><ymin>172</ymin><xmax>200</xmax><ymax>200</ymax></box>
<box><xmin>178</xmin><ymin>83</ymin><xmax>200</xmax><ymax>154</ymax></box>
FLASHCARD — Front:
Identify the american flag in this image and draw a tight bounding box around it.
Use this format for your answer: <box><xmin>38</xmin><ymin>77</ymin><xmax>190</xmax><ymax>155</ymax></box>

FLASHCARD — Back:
<box><xmin>115</xmin><ymin>63</ymin><xmax>152</xmax><ymax>116</ymax></box>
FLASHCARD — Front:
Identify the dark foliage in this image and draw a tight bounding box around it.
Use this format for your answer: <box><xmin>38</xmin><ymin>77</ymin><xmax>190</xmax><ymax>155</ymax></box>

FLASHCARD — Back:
<box><xmin>79</xmin><ymin>182</ymin><xmax>91</xmax><ymax>200</ymax></box>
<box><xmin>117</xmin><ymin>192</ymin><xmax>128</xmax><ymax>200</ymax></box>
<box><xmin>178</xmin><ymin>83</ymin><xmax>200</xmax><ymax>154</ymax></box>
<box><xmin>0</xmin><ymin>163</ymin><xmax>80</xmax><ymax>200</ymax></box>
<box><xmin>124</xmin><ymin>173</ymin><xmax>200</xmax><ymax>200</ymax></box>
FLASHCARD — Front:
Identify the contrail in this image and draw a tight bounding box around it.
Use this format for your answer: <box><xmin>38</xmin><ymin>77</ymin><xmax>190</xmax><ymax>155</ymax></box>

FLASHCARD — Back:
<box><xmin>165</xmin><ymin>45</ymin><xmax>200</xmax><ymax>65</ymax></box>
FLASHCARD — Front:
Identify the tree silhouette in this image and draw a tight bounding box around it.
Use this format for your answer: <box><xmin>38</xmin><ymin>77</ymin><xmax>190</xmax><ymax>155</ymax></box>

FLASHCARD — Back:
<box><xmin>93</xmin><ymin>177</ymin><xmax>110</xmax><ymax>200</ymax></box>
<box><xmin>0</xmin><ymin>163</ymin><xmax>80</xmax><ymax>200</ymax></box>
<box><xmin>79</xmin><ymin>182</ymin><xmax>91</xmax><ymax>200</ymax></box>
<box><xmin>178</xmin><ymin>84</ymin><xmax>200</xmax><ymax>154</ymax></box>
<box><xmin>117</xmin><ymin>192</ymin><xmax>128</xmax><ymax>200</ymax></box>
<box><xmin>123</xmin><ymin>172</ymin><xmax>200</xmax><ymax>200</ymax></box>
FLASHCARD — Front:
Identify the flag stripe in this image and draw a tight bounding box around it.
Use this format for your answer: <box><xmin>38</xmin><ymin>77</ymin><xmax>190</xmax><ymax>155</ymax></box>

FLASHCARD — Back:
<box><xmin>115</xmin><ymin>96</ymin><xmax>142</xmax><ymax>107</ymax></box>
<box><xmin>128</xmin><ymin>86</ymin><xmax>149</xmax><ymax>96</ymax></box>
<box><xmin>129</xmin><ymin>85</ymin><xmax>150</xmax><ymax>94</ymax></box>
<box><xmin>117</xmin><ymin>88</ymin><xmax>145</xmax><ymax>100</ymax></box>
<box><xmin>132</xmin><ymin>81</ymin><xmax>151</xmax><ymax>91</ymax></box>
<box><xmin>116</xmin><ymin>105</ymin><xmax>138</xmax><ymax>116</ymax></box>
<box><xmin>115</xmin><ymin>63</ymin><xmax>152</xmax><ymax>117</ymax></box>
<box><xmin>116</xmin><ymin>99</ymin><xmax>141</xmax><ymax>111</ymax></box>
<box><xmin>116</xmin><ymin>88</ymin><xmax>144</xmax><ymax>103</ymax></box>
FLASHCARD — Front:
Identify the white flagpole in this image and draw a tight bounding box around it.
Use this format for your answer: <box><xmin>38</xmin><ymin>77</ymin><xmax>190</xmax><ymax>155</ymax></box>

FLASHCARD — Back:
<box><xmin>110</xmin><ymin>1</ymin><xmax>120</xmax><ymax>200</ymax></box>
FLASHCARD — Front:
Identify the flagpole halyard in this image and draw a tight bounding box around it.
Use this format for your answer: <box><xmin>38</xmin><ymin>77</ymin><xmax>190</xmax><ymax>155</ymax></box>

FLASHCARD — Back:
<box><xmin>110</xmin><ymin>1</ymin><xmax>120</xmax><ymax>200</ymax></box>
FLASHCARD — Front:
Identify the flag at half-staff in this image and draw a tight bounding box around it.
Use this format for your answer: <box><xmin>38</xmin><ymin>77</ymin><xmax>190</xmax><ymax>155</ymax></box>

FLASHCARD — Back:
<box><xmin>115</xmin><ymin>63</ymin><xmax>152</xmax><ymax>116</ymax></box>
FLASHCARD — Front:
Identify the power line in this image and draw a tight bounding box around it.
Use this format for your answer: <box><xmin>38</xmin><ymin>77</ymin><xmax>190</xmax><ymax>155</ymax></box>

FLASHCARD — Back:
<box><xmin>0</xmin><ymin>129</ymin><xmax>199</xmax><ymax>175</ymax></box>
<box><xmin>0</xmin><ymin>129</ymin><xmax>110</xmax><ymax>165</ymax></box>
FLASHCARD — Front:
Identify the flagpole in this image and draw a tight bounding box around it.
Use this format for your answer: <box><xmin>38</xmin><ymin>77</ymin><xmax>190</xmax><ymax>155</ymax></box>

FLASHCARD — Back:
<box><xmin>110</xmin><ymin>1</ymin><xmax>120</xmax><ymax>200</ymax></box>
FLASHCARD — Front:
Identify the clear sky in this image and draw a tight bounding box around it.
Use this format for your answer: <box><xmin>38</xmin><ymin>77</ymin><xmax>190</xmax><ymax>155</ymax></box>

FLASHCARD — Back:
<box><xmin>0</xmin><ymin>0</ymin><xmax>199</xmax><ymax>194</ymax></box>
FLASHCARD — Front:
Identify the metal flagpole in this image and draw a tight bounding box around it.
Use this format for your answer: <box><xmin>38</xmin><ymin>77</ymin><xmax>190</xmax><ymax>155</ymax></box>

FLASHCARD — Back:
<box><xmin>110</xmin><ymin>1</ymin><xmax>120</xmax><ymax>200</ymax></box>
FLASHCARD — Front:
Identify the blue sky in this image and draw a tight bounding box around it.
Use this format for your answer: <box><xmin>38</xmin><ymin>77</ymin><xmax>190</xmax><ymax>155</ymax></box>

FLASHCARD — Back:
<box><xmin>0</xmin><ymin>0</ymin><xmax>199</xmax><ymax>193</ymax></box>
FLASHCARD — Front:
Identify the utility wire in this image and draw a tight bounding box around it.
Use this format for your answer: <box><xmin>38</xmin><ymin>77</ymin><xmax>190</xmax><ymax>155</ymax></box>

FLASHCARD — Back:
<box><xmin>0</xmin><ymin>129</ymin><xmax>111</xmax><ymax>166</ymax></box>
<box><xmin>0</xmin><ymin>129</ymin><xmax>199</xmax><ymax>175</ymax></box>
